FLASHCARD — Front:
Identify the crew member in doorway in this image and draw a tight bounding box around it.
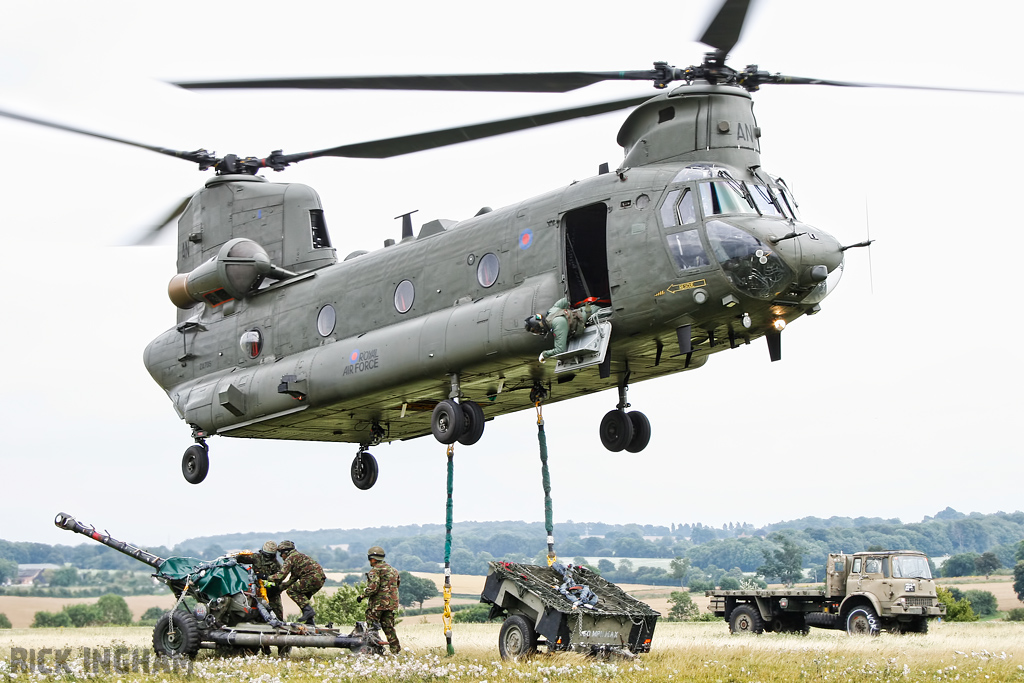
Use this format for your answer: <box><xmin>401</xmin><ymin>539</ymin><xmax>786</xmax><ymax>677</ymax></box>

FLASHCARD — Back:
<box><xmin>356</xmin><ymin>545</ymin><xmax>402</xmax><ymax>654</ymax></box>
<box><xmin>525</xmin><ymin>297</ymin><xmax>595</xmax><ymax>362</ymax></box>
<box><xmin>268</xmin><ymin>540</ymin><xmax>325</xmax><ymax>624</ymax></box>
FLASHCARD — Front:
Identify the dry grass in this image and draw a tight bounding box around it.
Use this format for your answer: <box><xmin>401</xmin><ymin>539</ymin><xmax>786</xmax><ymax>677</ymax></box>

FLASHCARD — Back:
<box><xmin>2</xmin><ymin>621</ymin><xmax>1023</xmax><ymax>681</ymax></box>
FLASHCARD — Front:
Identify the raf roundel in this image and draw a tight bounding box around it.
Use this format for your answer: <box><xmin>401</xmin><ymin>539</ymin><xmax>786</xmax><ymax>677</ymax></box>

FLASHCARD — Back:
<box><xmin>350</xmin><ymin>349</ymin><xmax>359</xmax><ymax>364</ymax></box>
<box><xmin>519</xmin><ymin>228</ymin><xmax>533</xmax><ymax>250</ymax></box>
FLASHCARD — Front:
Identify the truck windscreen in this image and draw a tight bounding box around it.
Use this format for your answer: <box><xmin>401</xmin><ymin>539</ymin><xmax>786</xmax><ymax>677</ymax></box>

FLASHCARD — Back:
<box><xmin>892</xmin><ymin>555</ymin><xmax>932</xmax><ymax>579</ymax></box>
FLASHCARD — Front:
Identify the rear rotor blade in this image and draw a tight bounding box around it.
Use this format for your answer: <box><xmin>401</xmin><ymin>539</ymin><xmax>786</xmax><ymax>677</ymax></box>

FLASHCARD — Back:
<box><xmin>277</xmin><ymin>94</ymin><xmax>652</xmax><ymax>162</ymax></box>
<box><xmin>699</xmin><ymin>0</ymin><xmax>753</xmax><ymax>53</ymax></box>
<box><xmin>758</xmin><ymin>74</ymin><xmax>1024</xmax><ymax>96</ymax></box>
<box><xmin>0</xmin><ymin>106</ymin><xmax>218</xmax><ymax>168</ymax></box>
<box><xmin>126</xmin><ymin>195</ymin><xmax>193</xmax><ymax>245</ymax></box>
<box><xmin>174</xmin><ymin>70</ymin><xmax>672</xmax><ymax>94</ymax></box>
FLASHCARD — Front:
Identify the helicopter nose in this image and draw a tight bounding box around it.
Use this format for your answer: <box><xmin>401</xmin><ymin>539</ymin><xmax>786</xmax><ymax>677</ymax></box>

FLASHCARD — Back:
<box><xmin>796</xmin><ymin>228</ymin><xmax>844</xmax><ymax>286</ymax></box>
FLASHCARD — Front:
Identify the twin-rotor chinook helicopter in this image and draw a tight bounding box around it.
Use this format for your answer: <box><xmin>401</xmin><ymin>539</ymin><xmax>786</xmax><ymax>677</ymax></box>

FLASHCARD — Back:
<box><xmin>4</xmin><ymin>0</ymin><xmax>1017</xmax><ymax>490</ymax></box>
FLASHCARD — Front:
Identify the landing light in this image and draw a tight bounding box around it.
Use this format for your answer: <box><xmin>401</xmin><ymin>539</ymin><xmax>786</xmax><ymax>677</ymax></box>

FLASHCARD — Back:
<box><xmin>741</xmin><ymin>313</ymin><xmax>752</xmax><ymax>329</ymax></box>
<box><xmin>773</xmin><ymin>318</ymin><xmax>787</xmax><ymax>331</ymax></box>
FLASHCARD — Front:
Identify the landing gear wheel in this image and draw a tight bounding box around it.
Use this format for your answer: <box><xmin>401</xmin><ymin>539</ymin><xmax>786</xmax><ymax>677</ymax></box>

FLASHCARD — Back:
<box><xmin>624</xmin><ymin>411</ymin><xmax>651</xmax><ymax>453</ymax></box>
<box><xmin>153</xmin><ymin>610</ymin><xmax>201</xmax><ymax>659</ymax></box>
<box><xmin>729</xmin><ymin>604</ymin><xmax>765</xmax><ymax>634</ymax></box>
<box><xmin>351</xmin><ymin>451</ymin><xmax>379</xmax><ymax>490</ymax></box>
<box><xmin>498</xmin><ymin>615</ymin><xmax>537</xmax><ymax>659</ymax></box>
<box><xmin>181</xmin><ymin>444</ymin><xmax>209</xmax><ymax>485</ymax></box>
<box><xmin>598</xmin><ymin>410</ymin><xmax>634</xmax><ymax>452</ymax></box>
<box><xmin>846</xmin><ymin>605</ymin><xmax>880</xmax><ymax>636</ymax></box>
<box><xmin>457</xmin><ymin>400</ymin><xmax>485</xmax><ymax>446</ymax></box>
<box><xmin>431</xmin><ymin>399</ymin><xmax>465</xmax><ymax>444</ymax></box>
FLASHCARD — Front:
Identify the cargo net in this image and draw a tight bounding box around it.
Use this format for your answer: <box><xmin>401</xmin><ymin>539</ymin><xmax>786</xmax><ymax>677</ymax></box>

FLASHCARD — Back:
<box><xmin>490</xmin><ymin>561</ymin><xmax>659</xmax><ymax>618</ymax></box>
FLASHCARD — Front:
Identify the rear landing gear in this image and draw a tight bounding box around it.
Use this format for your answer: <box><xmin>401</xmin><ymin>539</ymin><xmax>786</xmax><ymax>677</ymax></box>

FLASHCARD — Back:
<box><xmin>182</xmin><ymin>442</ymin><xmax>209</xmax><ymax>485</ymax></box>
<box><xmin>351</xmin><ymin>449</ymin><xmax>379</xmax><ymax>490</ymax></box>
<box><xmin>598</xmin><ymin>372</ymin><xmax>651</xmax><ymax>453</ymax></box>
<box><xmin>431</xmin><ymin>373</ymin><xmax>486</xmax><ymax>446</ymax></box>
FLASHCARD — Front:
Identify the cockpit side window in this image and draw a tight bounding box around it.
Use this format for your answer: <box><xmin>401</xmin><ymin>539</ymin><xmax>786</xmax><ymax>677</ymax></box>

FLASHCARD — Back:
<box><xmin>666</xmin><ymin>229</ymin><xmax>709</xmax><ymax>272</ymax></box>
<box><xmin>659</xmin><ymin>187</ymin><xmax>698</xmax><ymax>229</ymax></box>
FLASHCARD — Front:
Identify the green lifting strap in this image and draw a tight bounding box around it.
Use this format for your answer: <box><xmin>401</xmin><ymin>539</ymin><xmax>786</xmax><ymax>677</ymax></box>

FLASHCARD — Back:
<box><xmin>537</xmin><ymin>405</ymin><xmax>556</xmax><ymax>565</ymax></box>
<box><xmin>442</xmin><ymin>444</ymin><xmax>455</xmax><ymax>655</ymax></box>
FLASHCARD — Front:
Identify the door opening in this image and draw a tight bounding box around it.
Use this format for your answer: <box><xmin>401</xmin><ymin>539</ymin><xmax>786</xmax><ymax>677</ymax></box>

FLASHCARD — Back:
<box><xmin>563</xmin><ymin>203</ymin><xmax>610</xmax><ymax>307</ymax></box>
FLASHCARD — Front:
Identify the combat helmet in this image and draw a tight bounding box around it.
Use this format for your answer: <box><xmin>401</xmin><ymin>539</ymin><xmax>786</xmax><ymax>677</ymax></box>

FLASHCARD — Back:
<box><xmin>524</xmin><ymin>314</ymin><xmax>548</xmax><ymax>336</ymax></box>
<box><xmin>278</xmin><ymin>540</ymin><xmax>296</xmax><ymax>552</ymax></box>
<box><xmin>367</xmin><ymin>546</ymin><xmax>386</xmax><ymax>560</ymax></box>
<box><xmin>261</xmin><ymin>541</ymin><xmax>278</xmax><ymax>555</ymax></box>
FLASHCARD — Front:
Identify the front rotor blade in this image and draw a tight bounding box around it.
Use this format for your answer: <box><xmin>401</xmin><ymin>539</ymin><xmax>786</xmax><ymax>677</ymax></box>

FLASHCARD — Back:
<box><xmin>174</xmin><ymin>71</ymin><xmax>666</xmax><ymax>94</ymax></box>
<box><xmin>699</xmin><ymin>0</ymin><xmax>753</xmax><ymax>53</ymax></box>
<box><xmin>764</xmin><ymin>74</ymin><xmax>1024</xmax><ymax>96</ymax></box>
<box><xmin>0</xmin><ymin>106</ymin><xmax>217</xmax><ymax>167</ymax></box>
<box><xmin>280</xmin><ymin>94</ymin><xmax>652</xmax><ymax>162</ymax></box>
<box><xmin>126</xmin><ymin>195</ymin><xmax>193</xmax><ymax>245</ymax></box>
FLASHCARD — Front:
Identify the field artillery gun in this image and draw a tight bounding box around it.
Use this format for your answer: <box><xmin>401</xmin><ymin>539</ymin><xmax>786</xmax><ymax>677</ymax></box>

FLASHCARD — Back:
<box><xmin>54</xmin><ymin>512</ymin><xmax>385</xmax><ymax>658</ymax></box>
<box><xmin>479</xmin><ymin>561</ymin><xmax>659</xmax><ymax>659</ymax></box>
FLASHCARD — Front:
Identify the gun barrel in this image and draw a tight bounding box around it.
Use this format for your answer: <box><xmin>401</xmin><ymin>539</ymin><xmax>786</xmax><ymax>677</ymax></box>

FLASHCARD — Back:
<box><xmin>54</xmin><ymin>512</ymin><xmax>164</xmax><ymax>570</ymax></box>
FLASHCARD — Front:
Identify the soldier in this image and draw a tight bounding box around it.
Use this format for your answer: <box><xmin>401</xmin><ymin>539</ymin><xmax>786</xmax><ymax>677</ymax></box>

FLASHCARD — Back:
<box><xmin>356</xmin><ymin>545</ymin><xmax>401</xmax><ymax>654</ymax></box>
<box><xmin>252</xmin><ymin>541</ymin><xmax>284</xmax><ymax>621</ymax></box>
<box><xmin>525</xmin><ymin>297</ymin><xmax>595</xmax><ymax>363</ymax></box>
<box><xmin>268</xmin><ymin>540</ymin><xmax>325</xmax><ymax>625</ymax></box>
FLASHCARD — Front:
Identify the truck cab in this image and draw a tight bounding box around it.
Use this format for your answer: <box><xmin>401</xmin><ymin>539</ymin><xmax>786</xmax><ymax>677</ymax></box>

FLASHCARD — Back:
<box><xmin>829</xmin><ymin>550</ymin><xmax>944</xmax><ymax>634</ymax></box>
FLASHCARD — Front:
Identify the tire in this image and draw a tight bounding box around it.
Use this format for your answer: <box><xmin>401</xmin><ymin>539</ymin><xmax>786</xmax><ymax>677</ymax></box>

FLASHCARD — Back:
<box><xmin>729</xmin><ymin>604</ymin><xmax>765</xmax><ymax>635</ymax></box>
<box><xmin>805</xmin><ymin>612</ymin><xmax>840</xmax><ymax>630</ymax></box>
<box><xmin>846</xmin><ymin>605</ymin><xmax>880</xmax><ymax>636</ymax></box>
<box><xmin>431</xmin><ymin>399</ymin><xmax>465</xmax><ymax>445</ymax></box>
<box><xmin>181</xmin><ymin>445</ymin><xmax>209</xmax><ymax>485</ymax></box>
<box><xmin>624</xmin><ymin>411</ymin><xmax>651</xmax><ymax>453</ymax></box>
<box><xmin>598</xmin><ymin>410</ymin><xmax>634</xmax><ymax>452</ymax></box>
<box><xmin>908</xmin><ymin>616</ymin><xmax>929</xmax><ymax>634</ymax></box>
<box><xmin>498</xmin><ymin>615</ymin><xmax>537</xmax><ymax>659</ymax></box>
<box><xmin>350</xmin><ymin>451</ymin><xmax>379</xmax><ymax>490</ymax></box>
<box><xmin>153</xmin><ymin>610</ymin><xmax>201</xmax><ymax>659</ymax></box>
<box><xmin>457</xmin><ymin>400</ymin><xmax>485</xmax><ymax>446</ymax></box>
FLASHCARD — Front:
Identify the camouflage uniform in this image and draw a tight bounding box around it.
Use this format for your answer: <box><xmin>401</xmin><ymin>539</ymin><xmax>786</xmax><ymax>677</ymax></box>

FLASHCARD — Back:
<box><xmin>539</xmin><ymin>298</ymin><xmax>593</xmax><ymax>359</ymax></box>
<box><xmin>251</xmin><ymin>552</ymin><xmax>284</xmax><ymax>620</ymax></box>
<box><xmin>362</xmin><ymin>561</ymin><xmax>401</xmax><ymax>653</ymax></box>
<box><xmin>271</xmin><ymin>550</ymin><xmax>325</xmax><ymax>612</ymax></box>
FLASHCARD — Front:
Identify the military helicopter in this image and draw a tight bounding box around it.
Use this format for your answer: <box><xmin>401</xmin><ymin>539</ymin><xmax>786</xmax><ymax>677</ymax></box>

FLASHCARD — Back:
<box><xmin>3</xmin><ymin>0</ymin><xmax>1018</xmax><ymax>492</ymax></box>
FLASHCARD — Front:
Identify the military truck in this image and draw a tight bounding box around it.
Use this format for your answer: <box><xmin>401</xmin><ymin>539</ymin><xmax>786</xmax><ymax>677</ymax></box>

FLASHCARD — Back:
<box><xmin>707</xmin><ymin>550</ymin><xmax>945</xmax><ymax>635</ymax></box>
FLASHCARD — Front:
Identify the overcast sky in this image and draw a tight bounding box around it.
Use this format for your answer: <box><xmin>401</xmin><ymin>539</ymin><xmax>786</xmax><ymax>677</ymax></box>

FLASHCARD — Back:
<box><xmin>1</xmin><ymin>0</ymin><xmax>1021</xmax><ymax>551</ymax></box>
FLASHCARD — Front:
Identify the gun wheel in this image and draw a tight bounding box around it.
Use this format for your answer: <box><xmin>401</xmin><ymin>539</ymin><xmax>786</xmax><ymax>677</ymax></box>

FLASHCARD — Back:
<box><xmin>153</xmin><ymin>610</ymin><xmax>201</xmax><ymax>659</ymax></box>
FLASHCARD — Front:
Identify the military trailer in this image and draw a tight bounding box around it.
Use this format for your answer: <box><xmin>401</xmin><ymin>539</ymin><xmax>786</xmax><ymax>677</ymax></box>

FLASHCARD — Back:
<box><xmin>54</xmin><ymin>513</ymin><xmax>385</xmax><ymax>658</ymax></box>
<box><xmin>708</xmin><ymin>550</ymin><xmax>945</xmax><ymax>635</ymax></box>
<box><xmin>479</xmin><ymin>561</ymin><xmax>659</xmax><ymax>658</ymax></box>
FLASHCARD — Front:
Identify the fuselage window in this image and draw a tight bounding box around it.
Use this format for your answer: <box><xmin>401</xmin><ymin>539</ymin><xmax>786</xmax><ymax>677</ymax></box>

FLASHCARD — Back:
<box><xmin>705</xmin><ymin>220</ymin><xmax>790</xmax><ymax>299</ymax></box>
<box><xmin>476</xmin><ymin>252</ymin><xmax>500</xmax><ymax>288</ymax></box>
<box><xmin>394</xmin><ymin>280</ymin><xmax>415</xmax><ymax>313</ymax></box>
<box><xmin>699</xmin><ymin>181</ymin><xmax>758</xmax><ymax>216</ymax></box>
<box><xmin>317</xmin><ymin>304</ymin><xmax>336</xmax><ymax>336</ymax></box>
<box><xmin>666</xmin><ymin>230</ymin><xmax>709</xmax><ymax>271</ymax></box>
<box><xmin>240</xmin><ymin>329</ymin><xmax>262</xmax><ymax>358</ymax></box>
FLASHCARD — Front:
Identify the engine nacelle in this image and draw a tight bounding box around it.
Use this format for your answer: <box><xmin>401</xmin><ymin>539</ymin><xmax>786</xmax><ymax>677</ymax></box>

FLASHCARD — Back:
<box><xmin>168</xmin><ymin>238</ymin><xmax>292</xmax><ymax>309</ymax></box>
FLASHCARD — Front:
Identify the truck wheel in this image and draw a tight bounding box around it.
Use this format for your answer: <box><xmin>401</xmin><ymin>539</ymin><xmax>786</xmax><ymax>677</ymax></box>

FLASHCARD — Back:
<box><xmin>624</xmin><ymin>411</ymin><xmax>651</xmax><ymax>453</ymax></box>
<box><xmin>181</xmin><ymin>445</ymin><xmax>209</xmax><ymax>485</ymax></box>
<box><xmin>805</xmin><ymin>613</ymin><xmax>840</xmax><ymax>630</ymax></box>
<box><xmin>598</xmin><ymin>410</ymin><xmax>634</xmax><ymax>452</ymax></box>
<box><xmin>846</xmin><ymin>606</ymin><xmax>880</xmax><ymax>636</ymax></box>
<box><xmin>729</xmin><ymin>605</ymin><xmax>765</xmax><ymax>635</ymax></box>
<box><xmin>457</xmin><ymin>400</ymin><xmax>485</xmax><ymax>446</ymax></box>
<box><xmin>153</xmin><ymin>610</ymin><xmax>201</xmax><ymax>659</ymax></box>
<box><xmin>432</xmin><ymin>399</ymin><xmax>465</xmax><ymax>445</ymax></box>
<box><xmin>498</xmin><ymin>615</ymin><xmax>537</xmax><ymax>659</ymax></box>
<box><xmin>908</xmin><ymin>616</ymin><xmax>929</xmax><ymax>634</ymax></box>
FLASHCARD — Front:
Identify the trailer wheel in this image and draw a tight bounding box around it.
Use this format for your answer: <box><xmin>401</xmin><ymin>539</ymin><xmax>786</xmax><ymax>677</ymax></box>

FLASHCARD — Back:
<box><xmin>498</xmin><ymin>615</ymin><xmax>537</xmax><ymax>659</ymax></box>
<box><xmin>153</xmin><ymin>610</ymin><xmax>201</xmax><ymax>659</ymax></box>
<box><xmin>729</xmin><ymin>605</ymin><xmax>765</xmax><ymax>634</ymax></box>
<box><xmin>846</xmin><ymin>606</ymin><xmax>880</xmax><ymax>636</ymax></box>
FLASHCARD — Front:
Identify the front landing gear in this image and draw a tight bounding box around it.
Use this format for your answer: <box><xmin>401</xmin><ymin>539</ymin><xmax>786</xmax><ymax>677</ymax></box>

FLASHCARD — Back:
<box><xmin>598</xmin><ymin>372</ymin><xmax>651</xmax><ymax>453</ymax></box>
<box><xmin>182</xmin><ymin>440</ymin><xmax>209</xmax><ymax>485</ymax></box>
<box><xmin>351</xmin><ymin>449</ymin><xmax>379</xmax><ymax>490</ymax></box>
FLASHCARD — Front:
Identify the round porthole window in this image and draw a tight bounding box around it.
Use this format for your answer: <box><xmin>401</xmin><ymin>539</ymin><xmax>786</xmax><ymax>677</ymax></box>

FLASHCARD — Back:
<box><xmin>240</xmin><ymin>329</ymin><xmax>262</xmax><ymax>358</ymax></box>
<box><xmin>476</xmin><ymin>252</ymin><xmax>499</xmax><ymax>288</ymax></box>
<box><xmin>317</xmin><ymin>304</ymin><xmax>336</xmax><ymax>336</ymax></box>
<box><xmin>394</xmin><ymin>280</ymin><xmax>415</xmax><ymax>313</ymax></box>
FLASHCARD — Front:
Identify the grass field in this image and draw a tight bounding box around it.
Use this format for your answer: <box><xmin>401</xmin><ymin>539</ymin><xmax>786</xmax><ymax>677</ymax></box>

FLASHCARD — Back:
<box><xmin>1</xmin><ymin>621</ymin><xmax>1023</xmax><ymax>681</ymax></box>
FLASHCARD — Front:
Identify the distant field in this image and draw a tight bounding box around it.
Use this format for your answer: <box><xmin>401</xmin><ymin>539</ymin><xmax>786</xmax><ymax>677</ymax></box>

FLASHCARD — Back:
<box><xmin>2</xmin><ymin>622</ymin><xmax>1023</xmax><ymax>682</ymax></box>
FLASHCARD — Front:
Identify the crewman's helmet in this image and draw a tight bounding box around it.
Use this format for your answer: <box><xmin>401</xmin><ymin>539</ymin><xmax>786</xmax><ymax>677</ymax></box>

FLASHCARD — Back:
<box><xmin>262</xmin><ymin>541</ymin><xmax>278</xmax><ymax>556</ymax></box>
<box><xmin>367</xmin><ymin>546</ymin><xmax>386</xmax><ymax>561</ymax></box>
<box><xmin>524</xmin><ymin>314</ymin><xmax>548</xmax><ymax>336</ymax></box>
<box><xmin>278</xmin><ymin>540</ymin><xmax>296</xmax><ymax>553</ymax></box>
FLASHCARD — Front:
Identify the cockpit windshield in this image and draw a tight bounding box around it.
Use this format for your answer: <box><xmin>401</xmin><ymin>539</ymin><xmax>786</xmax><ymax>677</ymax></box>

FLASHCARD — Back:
<box><xmin>699</xmin><ymin>181</ymin><xmax>758</xmax><ymax>216</ymax></box>
<box><xmin>892</xmin><ymin>555</ymin><xmax>932</xmax><ymax>580</ymax></box>
<box><xmin>748</xmin><ymin>184</ymin><xmax>784</xmax><ymax>217</ymax></box>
